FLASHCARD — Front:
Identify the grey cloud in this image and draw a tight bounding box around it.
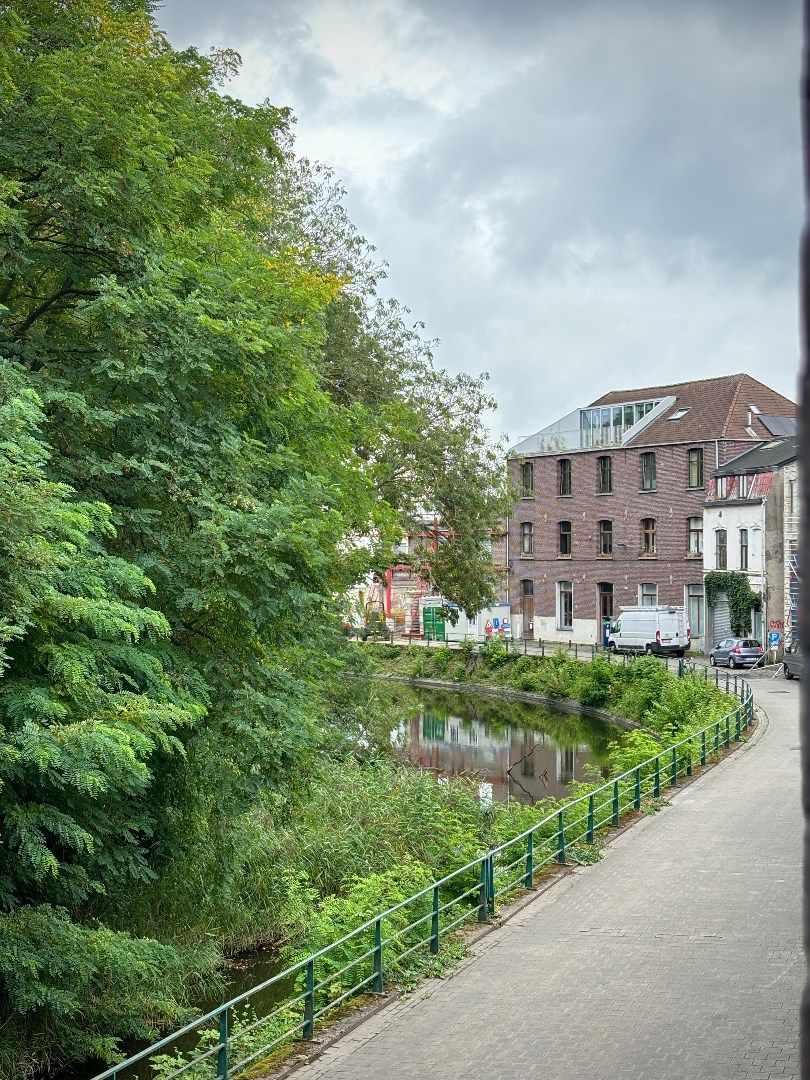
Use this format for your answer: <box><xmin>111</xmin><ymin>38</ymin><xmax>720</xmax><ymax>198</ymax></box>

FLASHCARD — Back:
<box><xmin>156</xmin><ymin>0</ymin><xmax>802</xmax><ymax>437</ymax></box>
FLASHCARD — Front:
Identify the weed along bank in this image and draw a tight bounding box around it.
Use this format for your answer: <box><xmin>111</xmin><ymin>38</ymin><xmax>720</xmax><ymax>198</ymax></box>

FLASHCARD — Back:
<box><xmin>88</xmin><ymin>643</ymin><xmax>755</xmax><ymax>1080</ymax></box>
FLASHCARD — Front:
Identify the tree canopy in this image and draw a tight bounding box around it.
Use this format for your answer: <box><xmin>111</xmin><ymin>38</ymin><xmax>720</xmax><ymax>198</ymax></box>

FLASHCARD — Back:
<box><xmin>0</xmin><ymin>1</ymin><xmax>509</xmax><ymax>1072</ymax></box>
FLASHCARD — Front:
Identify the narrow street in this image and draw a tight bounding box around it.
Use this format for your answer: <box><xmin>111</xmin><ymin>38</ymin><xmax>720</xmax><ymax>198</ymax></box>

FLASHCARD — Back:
<box><xmin>292</xmin><ymin>674</ymin><xmax>801</xmax><ymax>1080</ymax></box>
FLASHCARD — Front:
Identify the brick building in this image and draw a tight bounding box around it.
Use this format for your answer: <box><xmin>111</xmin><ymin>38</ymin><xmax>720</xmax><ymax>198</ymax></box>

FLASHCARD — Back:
<box><xmin>507</xmin><ymin>374</ymin><xmax>796</xmax><ymax>648</ymax></box>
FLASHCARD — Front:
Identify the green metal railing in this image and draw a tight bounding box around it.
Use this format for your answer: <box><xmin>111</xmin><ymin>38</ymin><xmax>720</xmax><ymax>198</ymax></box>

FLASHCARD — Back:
<box><xmin>91</xmin><ymin>677</ymin><xmax>754</xmax><ymax>1080</ymax></box>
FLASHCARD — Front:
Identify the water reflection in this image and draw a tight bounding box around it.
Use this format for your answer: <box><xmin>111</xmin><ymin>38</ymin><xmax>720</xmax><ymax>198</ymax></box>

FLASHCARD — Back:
<box><xmin>394</xmin><ymin>690</ymin><xmax>616</xmax><ymax>805</ymax></box>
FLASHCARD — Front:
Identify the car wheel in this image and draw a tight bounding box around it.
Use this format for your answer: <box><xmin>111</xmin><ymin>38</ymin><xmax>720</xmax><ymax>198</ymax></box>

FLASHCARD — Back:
<box><xmin>709</xmin><ymin>655</ymin><xmax>716</xmax><ymax>666</ymax></box>
<box><xmin>784</xmin><ymin>666</ymin><xmax>794</xmax><ymax>680</ymax></box>
<box><xmin>729</xmin><ymin>656</ymin><xmax>737</xmax><ymax>669</ymax></box>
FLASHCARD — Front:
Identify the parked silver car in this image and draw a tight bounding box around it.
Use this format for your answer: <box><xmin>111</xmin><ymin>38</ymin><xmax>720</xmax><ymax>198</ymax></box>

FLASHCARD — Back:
<box><xmin>709</xmin><ymin>638</ymin><xmax>764</xmax><ymax>669</ymax></box>
<box><xmin>784</xmin><ymin>641</ymin><xmax>803</xmax><ymax>680</ymax></box>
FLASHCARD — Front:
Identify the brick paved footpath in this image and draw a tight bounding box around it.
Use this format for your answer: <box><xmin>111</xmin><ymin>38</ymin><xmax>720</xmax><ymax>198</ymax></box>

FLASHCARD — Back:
<box><xmin>291</xmin><ymin>676</ymin><xmax>801</xmax><ymax>1080</ymax></box>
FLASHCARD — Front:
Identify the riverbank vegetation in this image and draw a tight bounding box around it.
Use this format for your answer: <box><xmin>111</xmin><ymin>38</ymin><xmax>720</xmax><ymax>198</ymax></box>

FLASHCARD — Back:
<box><xmin>367</xmin><ymin>642</ymin><xmax>736</xmax><ymax>740</ymax></box>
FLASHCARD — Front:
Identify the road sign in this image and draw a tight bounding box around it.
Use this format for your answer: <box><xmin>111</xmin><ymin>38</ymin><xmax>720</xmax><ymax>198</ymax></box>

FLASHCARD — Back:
<box><xmin>768</xmin><ymin>630</ymin><xmax>781</xmax><ymax>648</ymax></box>
<box><xmin>484</xmin><ymin>620</ymin><xmax>493</xmax><ymax>636</ymax></box>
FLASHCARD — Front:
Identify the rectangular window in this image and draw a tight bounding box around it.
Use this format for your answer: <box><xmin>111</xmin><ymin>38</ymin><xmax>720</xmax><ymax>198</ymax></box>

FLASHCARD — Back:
<box><xmin>688</xmin><ymin>448</ymin><xmax>704</xmax><ymax>489</ymax></box>
<box><xmin>598</xmin><ymin>519</ymin><xmax>612</xmax><ymax>555</ymax></box>
<box><xmin>739</xmin><ymin>474</ymin><xmax>752</xmax><ymax>498</ymax></box>
<box><xmin>558</xmin><ymin>459</ymin><xmax>572</xmax><ymax>496</ymax></box>
<box><xmin>641</xmin><ymin>517</ymin><xmax>656</xmax><ymax>555</ymax></box>
<box><xmin>640</xmin><ymin>452</ymin><xmax>657</xmax><ymax>491</ymax></box>
<box><xmin>558</xmin><ymin>520</ymin><xmax>572</xmax><ymax>556</ymax></box>
<box><xmin>687</xmin><ymin>516</ymin><xmax>703</xmax><ymax>556</ymax></box>
<box><xmin>715</xmin><ymin>529</ymin><xmax>727</xmax><ymax>570</ymax></box>
<box><xmin>739</xmin><ymin>528</ymin><xmax>749</xmax><ymax>571</ymax></box>
<box><xmin>557</xmin><ymin>580</ymin><xmax>573</xmax><ymax>630</ymax></box>
<box><xmin>640</xmin><ymin>583</ymin><xmax>658</xmax><ymax>606</ymax></box>
<box><xmin>716</xmin><ymin>476</ymin><xmax>728</xmax><ymax>499</ymax></box>
<box><xmin>687</xmin><ymin>584</ymin><xmax>704</xmax><ymax>636</ymax></box>
<box><xmin>597</xmin><ymin>455</ymin><xmax>612</xmax><ymax>494</ymax></box>
<box><xmin>521</xmin><ymin>579</ymin><xmax>534</xmax><ymax>596</ymax></box>
<box><xmin>521</xmin><ymin>521</ymin><xmax>533</xmax><ymax>556</ymax></box>
<box><xmin>521</xmin><ymin>461</ymin><xmax>534</xmax><ymax>497</ymax></box>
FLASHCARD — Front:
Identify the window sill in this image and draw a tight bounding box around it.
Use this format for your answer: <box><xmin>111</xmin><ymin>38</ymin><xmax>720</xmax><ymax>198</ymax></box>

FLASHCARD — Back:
<box><xmin>596</xmin><ymin>553</ymin><xmax>613</xmax><ymax>559</ymax></box>
<box><xmin>556</xmin><ymin>626</ymin><xmax>573</xmax><ymax>633</ymax></box>
<box><xmin>520</xmin><ymin>495</ymin><xmax>535</xmax><ymax>500</ymax></box>
<box><xmin>557</xmin><ymin>554</ymin><xmax>572</xmax><ymax>559</ymax></box>
<box><xmin>518</xmin><ymin>554</ymin><xmax>534</xmax><ymax>559</ymax></box>
<box><xmin>557</xmin><ymin>494</ymin><xmax>574</xmax><ymax>499</ymax></box>
<box><xmin>687</xmin><ymin>485</ymin><xmax>705</xmax><ymax>492</ymax></box>
<box><xmin>639</xmin><ymin>488</ymin><xmax>658</xmax><ymax>494</ymax></box>
<box><xmin>638</xmin><ymin>554</ymin><xmax>658</xmax><ymax>559</ymax></box>
<box><xmin>596</xmin><ymin>490</ymin><xmax>613</xmax><ymax>496</ymax></box>
<box><xmin>685</xmin><ymin>553</ymin><xmax>703</xmax><ymax>560</ymax></box>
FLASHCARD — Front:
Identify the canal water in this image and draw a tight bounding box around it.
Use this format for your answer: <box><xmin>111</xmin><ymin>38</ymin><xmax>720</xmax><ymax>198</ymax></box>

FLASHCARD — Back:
<box><xmin>70</xmin><ymin>686</ymin><xmax>620</xmax><ymax>1080</ymax></box>
<box><xmin>391</xmin><ymin>686</ymin><xmax>616</xmax><ymax>805</ymax></box>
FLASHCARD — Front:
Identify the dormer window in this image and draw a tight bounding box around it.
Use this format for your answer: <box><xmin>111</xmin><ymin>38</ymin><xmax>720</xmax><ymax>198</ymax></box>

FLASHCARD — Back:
<box><xmin>716</xmin><ymin>476</ymin><xmax>729</xmax><ymax>499</ymax></box>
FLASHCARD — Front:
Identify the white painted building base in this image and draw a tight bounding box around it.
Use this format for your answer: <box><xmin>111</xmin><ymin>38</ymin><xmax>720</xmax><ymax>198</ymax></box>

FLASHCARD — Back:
<box><xmin>533</xmin><ymin>617</ymin><xmax>598</xmax><ymax>646</ymax></box>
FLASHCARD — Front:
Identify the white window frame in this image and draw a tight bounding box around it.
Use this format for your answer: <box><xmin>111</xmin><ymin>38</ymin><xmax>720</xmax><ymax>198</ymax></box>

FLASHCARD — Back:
<box><xmin>556</xmin><ymin>580</ymin><xmax>573</xmax><ymax>630</ymax></box>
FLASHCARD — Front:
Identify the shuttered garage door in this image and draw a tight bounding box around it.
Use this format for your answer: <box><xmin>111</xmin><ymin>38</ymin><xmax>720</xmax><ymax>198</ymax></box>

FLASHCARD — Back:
<box><xmin>712</xmin><ymin>593</ymin><xmax>732</xmax><ymax>645</ymax></box>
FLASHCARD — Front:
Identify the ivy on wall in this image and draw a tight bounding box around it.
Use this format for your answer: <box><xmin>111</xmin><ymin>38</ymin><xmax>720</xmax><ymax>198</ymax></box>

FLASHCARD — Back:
<box><xmin>704</xmin><ymin>571</ymin><xmax>763</xmax><ymax>636</ymax></box>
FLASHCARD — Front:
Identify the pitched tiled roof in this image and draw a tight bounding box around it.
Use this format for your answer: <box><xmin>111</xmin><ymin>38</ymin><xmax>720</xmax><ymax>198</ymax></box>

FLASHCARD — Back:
<box><xmin>589</xmin><ymin>374</ymin><xmax>795</xmax><ymax>447</ymax></box>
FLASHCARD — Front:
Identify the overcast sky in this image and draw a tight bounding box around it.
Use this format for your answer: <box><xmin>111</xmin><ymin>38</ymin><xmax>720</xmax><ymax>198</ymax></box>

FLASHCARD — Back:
<box><xmin>157</xmin><ymin>0</ymin><xmax>802</xmax><ymax>442</ymax></box>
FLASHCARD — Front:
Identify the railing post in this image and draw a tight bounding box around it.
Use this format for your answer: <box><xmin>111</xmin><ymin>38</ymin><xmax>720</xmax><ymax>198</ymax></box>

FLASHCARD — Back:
<box><xmin>541</xmin><ymin>640</ymin><xmax>545</xmax><ymax>657</ymax></box>
<box><xmin>653</xmin><ymin>757</ymin><xmax>661</xmax><ymax>798</ymax></box>
<box><xmin>217</xmin><ymin>1007</ymin><xmax>229</xmax><ymax>1079</ymax></box>
<box><xmin>478</xmin><ymin>860</ymin><xmax>488</xmax><ymax>922</ymax></box>
<box><xmin>373</xmin><ymin>919</ymin><xmax>383</xmax><ymax>992</ymax></box>
<box><xmin>612</xmin><ymin>780</ymin><xmax>620</xmax><ymax>825</ymax></box>
<box><xmin>701</xmin><ymin>729</ymin><xmax>707</xmax><ymax>766</ymax></box>
<box><xmin>574</xmin><ymin>642</ymin><xmax>578</xmax><ymax>659</ymax></box>
<box><xmin>487</xmin><ymin>855</ymin><xmax>495</xmax><ymax>915</ymax></box>
<box><xmin>430</xmin><ymin>885</ymin><xmax>440</xmax><ymax>954</ymax></box>
<box><xmin>303</xmin><ymin>960</ymin><xmax>315</xmax><ymax>1040</ymax></box>
<box><xmin>686</xmin><ymin>746</ymin><xmax>692</xmax><ymax>776</ymax></box>
<box><xmin>714</xmin><ymin>722</ymin><xmax>720</xmax><ymax>754</ymax></box>
<box><xmin>678</xmin><ymin>658</ymin><xmax>684</xmax><ymax>678</ymax></box>
<box><xmin>725</xmin><ymin>672</ymin><xmax>729</xmax><ymax>692</ymax></box>
<box><xmin>671</xmin><ymin>746</ymin><xmax>677</xmax><ymax>787</ymax></box>
<box><xmin>735</xmin><ymin>708</ymin><xmax>741</xmax><ymax>742</ymax></box>
<box><xmin>715</xmin><ymin>669</ymin><xmax>719</xmax><ymax>687</ymax></box>
<box><xmin>725</xmin><ymin>714</ymin><xmax>731</xmax><ymax>748</ymax></box>
<box><xmin>524</xmin><ymin>831</ymin><xmax>534</xmax><ymax>888</ymax></box>
<box><xmin>587</xmin><ymin>794</ymin><xmax>595</xmax><ymax>843</ymax></box>
<box><xmin>734</xmin><ymin>675</ymin><xmax>738</xmax><ymax>696</ymax></box>
<box><xmin>556</xmin><ymin>810</ymin><xmax>566</xmax><ymax>863</ymax></box>
<box><xmin>634</xmin><ymin>767</ymin><xmax>641</xmax><ymax>809</ymax></box>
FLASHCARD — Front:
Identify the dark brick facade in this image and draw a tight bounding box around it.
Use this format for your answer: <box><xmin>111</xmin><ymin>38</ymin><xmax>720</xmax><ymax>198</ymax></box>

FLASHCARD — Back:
<box><xmin>508</xmin><ymin>439</ymin><xmax>754</xmax><ymax>644</ymax></box>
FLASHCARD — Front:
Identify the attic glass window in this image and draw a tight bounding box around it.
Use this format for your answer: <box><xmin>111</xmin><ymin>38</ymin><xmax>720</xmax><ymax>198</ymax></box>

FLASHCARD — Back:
<box><xmin>579</xmin><ymin>398</ymin><xmax>661</xmax><ymax>447</ymax></box>
<box><xmin>668</xmin><ymin>408</ymin><xmax>691</xmax><ymax>421</ymax></box>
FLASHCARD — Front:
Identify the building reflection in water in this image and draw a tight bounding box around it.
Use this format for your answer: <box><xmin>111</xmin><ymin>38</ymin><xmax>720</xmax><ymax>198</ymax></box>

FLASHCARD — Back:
<box><xmin>399</xmin><ymin>706</ymin><xmax>600</xmax><ymax>805</ymax></box>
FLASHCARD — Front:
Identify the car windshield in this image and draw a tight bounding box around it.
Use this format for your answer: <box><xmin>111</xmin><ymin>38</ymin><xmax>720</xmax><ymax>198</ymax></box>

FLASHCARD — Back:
<box><xmin>742</xmin><ymin>640</ymin><xmax>760</xmax><ymax>648</ymax></box>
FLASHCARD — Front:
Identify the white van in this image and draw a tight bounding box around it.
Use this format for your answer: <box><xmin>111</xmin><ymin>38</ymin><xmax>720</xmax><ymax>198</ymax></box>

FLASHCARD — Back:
<box><xmin>608</xmin><ymin>606</ymin><xmax>690</xmax><ymax>657</ymax></box>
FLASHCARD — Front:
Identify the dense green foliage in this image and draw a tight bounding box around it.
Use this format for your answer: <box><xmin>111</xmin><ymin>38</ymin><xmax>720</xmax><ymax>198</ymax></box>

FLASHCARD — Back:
<box><xmin>704</xmin><ymin>571</ymin><xmax>763</xmax><ymax>636</ymax></box>
<box><xmin>0</xmin><ymin>1</ymin><xmax>509</xmax><ymax>1074</ymax></box>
